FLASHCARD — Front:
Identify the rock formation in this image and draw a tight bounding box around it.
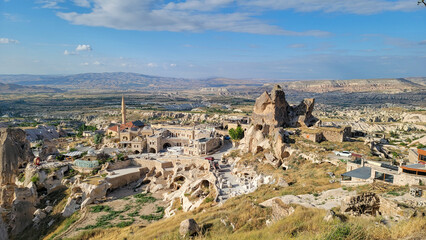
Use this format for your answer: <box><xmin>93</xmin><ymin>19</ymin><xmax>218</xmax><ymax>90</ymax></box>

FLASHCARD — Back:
<box><xmin>341</xmin><ymin>192</ymin><xmax>401</xmax><ymax>218</ymax></box>
<box><xmin>239</xmin><ymin>85</ymin><xmax>318</xmax><ymax>164</ymax></box>
<box><xmin>0</xmin><ymin>128</ymin><xmax>34</xmax><ymax>238</ymax></box>
<box><xmin>251</xmin><ymin>85</ymin><xmax>318</xmax><ymax>129</ymax></box>
<box><xmin>179</xmin><ymin>218</ymin><xmax>200</xmax><ymax>237</ymax></box>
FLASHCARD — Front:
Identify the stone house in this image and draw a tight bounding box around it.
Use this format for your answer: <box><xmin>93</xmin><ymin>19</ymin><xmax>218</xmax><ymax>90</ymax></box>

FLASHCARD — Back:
<box><xmin>302</xmin><ymin>126</ymin><xmax>351</xmax><ymax>143</ymax></box>
<box><xmin>341</xmin><ymin>157</ymin><xmax>426</xmax><ymax>186</ymax></box>
<box><xmin>184</xmin><ymin>137</ymin><xmax>222</xmax><ymax>156</ymax></box>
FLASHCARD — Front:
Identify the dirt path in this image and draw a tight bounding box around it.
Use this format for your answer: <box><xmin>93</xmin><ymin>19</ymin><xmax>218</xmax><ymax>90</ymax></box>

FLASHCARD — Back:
<box><xmin>54</xmin><ymin>207</ymin><xmax>89</xmax><ymax>240</ymax></box>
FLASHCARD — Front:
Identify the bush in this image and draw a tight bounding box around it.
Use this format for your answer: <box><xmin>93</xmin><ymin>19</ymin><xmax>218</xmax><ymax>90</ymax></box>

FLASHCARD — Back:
<box><xmin>229</xmin><ymin>125</ymin><xmax>244</xmax><ymax>140</ymax></box>
<box><xmin>133</xmin><ymin>193</ymin><xmax>156</xmax><ymax>204</ymax></box>
<box><xmin>116</xmin><ymin>153</ymin><xmax>126</xmax><ymax>161</ymax></box>
<box><xmin>323</xmin><ymin>224</ymin><xmax>351</xmax><ymax>240</ymax></box>
<box><xmin>93</xmin><ymin>133</ymin><xmax>104</xmax><ymax>144</ymax></box>
<box><xmin>90</xmin><ymin>205</ymin><xmax>112</xmax><ymax>213</ymax></box>
<box><xmin>31</xmin><ymin>174</ymin><xmax>39</xmax><ymax>183</ymax></box>
<box><xmin>204</xmin><ymin>197</ymin><xmax>214</xmax><ymax>203</ymax></box>
<box><xmin>18</xmin><ymin>173</ymin><xmax>25</xmax><ymax>182</ymax></box>
<box><xmin>115</xmin><ymin>220</ymin><xmax>134</xmax><ymax>228</ymax></box>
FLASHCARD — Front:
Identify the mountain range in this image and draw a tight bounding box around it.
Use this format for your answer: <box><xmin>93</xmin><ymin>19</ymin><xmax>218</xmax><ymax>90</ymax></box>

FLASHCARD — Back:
<box><xmin>0</xmin><ymin>72</ymin><xmax>425</xmax><ymax>93</ymax></box>
<box><xmin>0</xmin><ymin>82</ymin><xmax>63</xmax><ymax>94</ymax></box>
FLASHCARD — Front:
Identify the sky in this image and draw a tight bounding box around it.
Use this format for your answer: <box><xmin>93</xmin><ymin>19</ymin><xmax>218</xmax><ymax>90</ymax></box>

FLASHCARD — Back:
<box><xmin>0</xmin><ymin>0</ymin><xmax>426</xmax><ymax>80</ymax></box>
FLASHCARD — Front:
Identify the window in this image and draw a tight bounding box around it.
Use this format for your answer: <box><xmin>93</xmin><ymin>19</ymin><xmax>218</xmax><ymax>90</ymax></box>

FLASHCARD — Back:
<box><xmin>342</xmin><ymin>176</ymin><xmax>352</xmax><ymax>181</ymax></box>
<box><xmin>374</xmin><ymin>171</ymin><xmax>393</xmax><ymax>183</ymax></box>
<box><xmin>374</xmin><ymin>172</ymin><xmax>385</xmax><ymax>180</ymax></box>
<box><xmin>403</xmin><ymin>169</ymin><xmax>417</xmax><ymax>175</ymax></box>
<box><xmin>384</xmin><ymin>174</ymin><xmax>394</xmax><ymax>183</ymax></box>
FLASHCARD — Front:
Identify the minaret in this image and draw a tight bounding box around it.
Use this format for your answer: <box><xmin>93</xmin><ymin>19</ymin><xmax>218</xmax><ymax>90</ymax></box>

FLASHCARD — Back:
<box><xmin>121</xmin><ymin>95</ymin><xmax>127</xmax><ymax>124</ymax></box>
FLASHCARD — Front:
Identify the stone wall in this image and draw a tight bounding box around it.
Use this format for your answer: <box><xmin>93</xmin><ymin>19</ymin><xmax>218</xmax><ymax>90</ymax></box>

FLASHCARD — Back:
<box><xmin>107</xmin><ymin>160</ymin><xmax>132</xmax><ymax>170</ymax></box>
<box><xmin>321</xmin><ymin>126</ymin><xmax>351</xmax><ymax>142</ymax></box>
<box><xmin>302</xmin><ymin>132</ymin><xmax>322</xmax><ymax>143</ymax></box>
<box><xmin>132</xmin><ymin>158</ymin><xmax>173</xmax><ymax>170</ymax></box>
<box><xmin>106</xmin><ymin>169</ymin><xmax>141</xmax><ymax>189</ymax></box>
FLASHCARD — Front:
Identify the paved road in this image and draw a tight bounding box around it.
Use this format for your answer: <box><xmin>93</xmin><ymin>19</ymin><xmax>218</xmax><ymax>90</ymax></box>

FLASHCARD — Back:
<box><xmin>210</xmin><ymin>139</ymin><xmax>234</xmax><ymax>160</ymax></box>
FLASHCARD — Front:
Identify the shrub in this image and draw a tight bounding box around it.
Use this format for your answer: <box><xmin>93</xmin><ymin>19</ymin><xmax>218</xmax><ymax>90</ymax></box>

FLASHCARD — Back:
<box><xmin>90</xmin><ymin>205</ymin><xmax>112</xmax><ymax>213</ymax></box>
<box><xmin>204</xmin><ymin>197</ymin><xmax>214</xmax><ymax>203</ymax></box>
<box><xmin>133</xmin><ymin>193</ymin><xmax>156</xmax><ymax>204</ymax></box>
<box><xmin>229</xmin><ymin>125</ymin><xmax>244</xmax><ymax>140</ymax></box>
<box><xmin>115</xmin><ymin>220</ymin><xmax>134</xmax><ymax>228</ymax></box>
<box><xmin>93</xmin><ymin>133</ymin><xmax>104</xmax><ymax>144</ymax></box>
<box><xmin>18</xmin><ymin>173</ymin><xmax>25</xmax><ymax>182</ymax></box>
<box><xmin>31</xmin><ymin>174</ymin><xmax>39</xmax><ymax>183</ymax></box>
<box><xmin>323</xmin><ymin>224</ymin><xmax>351</xmax><ymax>240</ymax></box>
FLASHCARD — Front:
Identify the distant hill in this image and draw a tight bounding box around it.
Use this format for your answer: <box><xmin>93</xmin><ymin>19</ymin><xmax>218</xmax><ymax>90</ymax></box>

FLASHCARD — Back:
<box><xmin>262</xmin><ymin>78</ymin><xmax>426</xmax><ymax>93</ymax></box>
<box><xmin>0</xmin><ymin>73</ymin><xmax>263</xmax><ymax>91</ymax></box>
<box><xmin>0</xmin><ymin>73</ymin><xmax>424</xmax><ymax>94</ymax></box>
<box><xmin>0</xmin><ymin>82</ymin><xmax>63</xmax><ymax>94</ymax></box>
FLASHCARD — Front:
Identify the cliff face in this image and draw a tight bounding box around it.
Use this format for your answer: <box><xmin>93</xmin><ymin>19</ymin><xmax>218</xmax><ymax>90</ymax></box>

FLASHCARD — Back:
<box><xmin>240</xmin><ymin>85</ymin><xmax>318</xmax><ymax>164</ymax></box>
<box><xmin>0</xmin><ymin>128</ymin><xmax>34</xmax><ymax>238</ymax></box>
<box><xmin>0</xmin><ymin>128</ymin><xmax>33</xmax><ymax>206</ymax></box>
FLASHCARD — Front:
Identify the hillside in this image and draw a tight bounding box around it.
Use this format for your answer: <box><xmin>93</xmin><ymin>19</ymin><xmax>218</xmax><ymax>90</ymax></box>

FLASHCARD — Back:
<box><xmin>0</xmin><ymin>82</ymin><xmax>63</xmax><ymax>94</ymax></box>
<box><xmin>1</xmin><ymin>73</ymin><xmax>425</xmax><ymax>94</ymax></box>
<box><xmin>0</xmin><ymin>73</ymin><xmax>263</xmax><ymax>91</ymax></box>
<box><xmin>262</xmin><ymin>78</ymin><xmax>425</xmax><ymax>93</ymax></box>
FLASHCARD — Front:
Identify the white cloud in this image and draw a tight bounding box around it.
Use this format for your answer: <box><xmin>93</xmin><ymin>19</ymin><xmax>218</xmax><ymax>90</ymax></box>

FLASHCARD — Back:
<box><xmin>56</xmin><ymin>0</ymin><xmax>330</xmax><ymax>37</ymax></box>
<box><xmin>170</xmin><ymin>63</ymin><xmax>177</xmax><ymax>67</ymax></box>
<box><xmin>288</xmin><ymin>43</ymin><xmax>306</xmax><ymax>48</ymax></box>
<box><xmin>241</xmin><ymin>0</ymin><xmax>418</xmax><ymax>14</ymax></box>
<box><xmin>164</xmin><ymin>0</ymin><xmax>234</xmax><ymax>11</ymax></box>
<box><xmin>3</xmin><ymin>13</ymin><xmax>28</xmax><ymax>22</ymax></box>
<box><xmin>93</xmin><ymin>61</ymin><xmax>101</xmax><ymax>65</ymax></box>
<box><xmin>64</xmin><ymin>50</ymin><xmax>77</xmax><ymax>55</ymax></box>
<box><xmin>37</xmin><ymin>0</ymin><xmax>64</xmax><ymax>9</ymax></box>
<box><xmin>73</xmin><ymin>0</ymin><xmax>91</xmax><ymax>8</ymax></box>
<box><xmin>81</xmin><ymin>62</ymin><xmax>89</xmax><ymax>65</ymax></box>
<box><xmin>0</xmin><ymin>38</ymin><xmax>19</xmax><ymax>44</ymax></box>
<box><xmin>147</xmin><ymin>63</ymin><xmax>157</xmax><ymax>67</ymax></box>
<box><xmin>76</xmin><ymin>44</ymin><xmax>92</xmax><ymax>51</ymax></box>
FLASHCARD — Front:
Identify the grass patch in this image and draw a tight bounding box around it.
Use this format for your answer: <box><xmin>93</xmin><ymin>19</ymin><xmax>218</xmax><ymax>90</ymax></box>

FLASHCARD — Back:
<box><xmin>133</xmin><ymin>193</ymin><xmax>157</xmax><ymax>204</ymax></box>
<box><xmin>115</xmin><ymin>219</ymin><xmax>135</xmax><ymax>228</ymax></box>
<box><xmin>90</xmin><ymin>205</ymin><xmax>112</xmax><ymax>213</ymax></box>
<box><xmin>79</xmin><ymin>204</ymin><xmax>133</xmax><ymax>230</ymax></box>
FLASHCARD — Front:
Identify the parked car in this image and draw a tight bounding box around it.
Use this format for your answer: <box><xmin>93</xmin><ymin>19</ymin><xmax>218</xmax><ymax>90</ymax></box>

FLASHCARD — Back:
<box><xmin>333</xmin><ymin>151</ymin><xmax>352</xmax><ymax>157</ymax></box>
<box><xmin>224</xmin><ymin>135</ymin><xmax>231</xmax><ymax>140</ymax></box>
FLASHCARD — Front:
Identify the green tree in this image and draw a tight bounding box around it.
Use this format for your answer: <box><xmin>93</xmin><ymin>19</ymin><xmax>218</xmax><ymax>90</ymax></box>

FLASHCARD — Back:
<box><xmin>228</xmin><ymin>125</ymin><xmax>244</xmax><ymax>140</ymax></box>
<box><xmin>93</xmin><ymin>133</ymin><xmax>103</xmax><ymax>144</ymax></box>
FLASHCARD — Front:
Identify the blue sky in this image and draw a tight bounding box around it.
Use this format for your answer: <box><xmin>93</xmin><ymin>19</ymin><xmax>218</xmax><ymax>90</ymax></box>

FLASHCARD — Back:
<box><xmin>1</xmin><ymin>0</ymin><xmax>425</xmax><ymax>79</ymax></box>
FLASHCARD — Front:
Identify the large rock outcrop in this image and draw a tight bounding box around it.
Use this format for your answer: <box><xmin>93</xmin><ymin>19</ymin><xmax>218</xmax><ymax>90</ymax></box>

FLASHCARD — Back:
<box><xmin>341</xmin><ymin>192</ymin><xmax>402</xmax><ymax>218</ymax></box>
<box><xmin>0</xmin><ymin>128</ymin><xmax>34</xmax><ymax>238</ymax></box>
<box><xmin>251</xmin><ymin>85</ymin><xmax>318</xmax><ymax>129</ymax></box>
<box><xmin>240</xmin><ymin>85</ymin><xmax>317</xmax><ymax>162</ymax></box>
